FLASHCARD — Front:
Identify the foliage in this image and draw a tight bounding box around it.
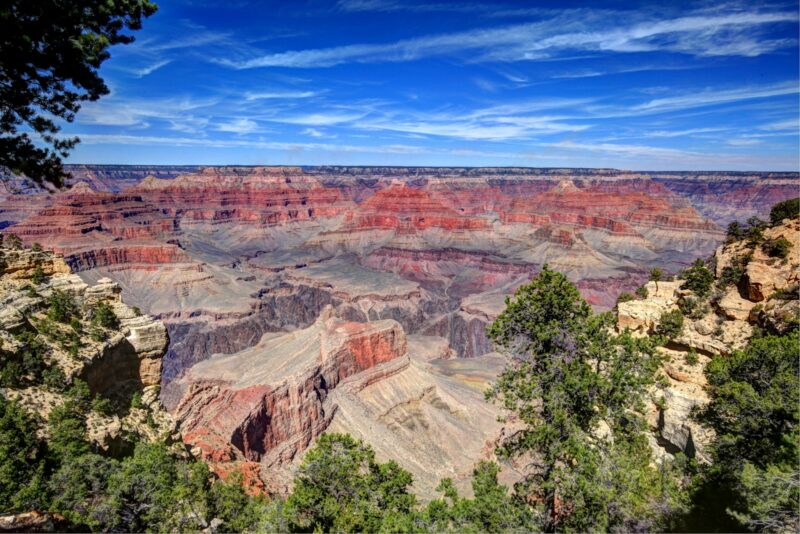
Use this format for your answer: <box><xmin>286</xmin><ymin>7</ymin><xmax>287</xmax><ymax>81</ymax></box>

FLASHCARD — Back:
<box><xmin>284</xmin><ymin>433</ymin><xmax>418</xmax><ymax>532</ymax></box>
<box><xmin>726</xmin><ymin>221</ymin><xmax>744</xmax><ymax>242</ymax></box>
<box><xmin>678</xmin><ymin>296</ymin><xmax>709</xmax><ymax>320</ymax></box>
<box><xmin>4</xmin><ymin>233</ymin><xmax>22</xmax><ymax>249</ymax></box>
<box><xmin>424</xmin><ymin>461</ymin><xmax>534</xmax><ymax>532</ymax></box>
<box><xmin>31</xmin><ymin>242</ymin><xmax>42</xmax><ymax>252</ymax></box>
<box><xmin>635</xmin><ymin>284</ymin><xmax>649</xmax><ymax>299</ymax></box>
<box><xmin>42</xmin><ymin>365</ymin><xmax>67</xmax><ymax>391</ymax></box>
<box><xmin>47</xmin><ymin>289</ymin><xmax>79</xmax><ymax>323</ymax></box>
<box><xmin>48</xmin><ymin>402</ymin><xmax>90</xmax><ymax>461</ymax></box>
<box><xmin>615</xmin><ymin>292</ymin><xmax>634</xmax><ymax>307</ymax></box>
<box><xmin>769</xmin><ymin>197</ymin><xmax>800</xmax><ymax>225</ymax></box>
<box><xmin>684</xmin><ymin>348</ymin><xmax>699</xmax><ymax>366</ymax></box>
<box><xmin>0</xmin><ymin>0</ymin><xmax>157</xmax><ymax>187</ymax></box>
<box><xmin>717</xmin><ymin>253</ymin><xmax>751</xmax><ymax>290</ymax></box>
<box><xmin>649</xmin><ymin>266</ymin><xmax>664</xmax><ymax>286</ymax></box>
<box><xmin>745</xmin><ymin>216</ymin><xmax>768</xmax><ymax>245</ymax></box>
<box><xmin>693</xmin><ymin>332</ymin><xmax>800</xmax><ymax>532</ymax></box>
<box><xmin>31</xmin><ymin>265</ymin><xmax>46</xmax><ymax>284</ymax></box>
<box><xmin>656</xmin><ymin>309</ymin><xmax>684</xmax><ymax>340</ymax></box>
<box><xmin>92</xmin><ymin>301</ymin><xmax>120</xmax><ymax>329</ymax></box>
<box><xmin>1</xmin><ymin>331</ymin><xmax>49</xmax><ymax>387</ymax></box>
<box><xmin>486</xmin><ymin>265</ymin><xmax>677</xmax><ymax>531</ymax></box>
<box><xmin>770</xmin><ymin>284</ymin><xmax>799</xmax><ymax>301</ymax></box>
<box><xmin>680</xmin><ymin>259</ymin><xmax>714</xmax><ymax>297</ymax></box>
<box><xmin>0</xmin><ymin>396</ymin><xmax>49</xmax><ymax>513</ymax></box>
<box><xmin>762</xmin><ymin>235</ymin><xmax>793</xmax><ymax>259</ymax></box>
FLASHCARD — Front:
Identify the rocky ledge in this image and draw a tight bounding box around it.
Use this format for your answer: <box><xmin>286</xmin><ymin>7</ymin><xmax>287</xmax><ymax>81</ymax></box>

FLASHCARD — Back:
<box><xmin>0</xmin><ymin>246</ymin><xmax>174</xmax><ymax>452</ymax></box>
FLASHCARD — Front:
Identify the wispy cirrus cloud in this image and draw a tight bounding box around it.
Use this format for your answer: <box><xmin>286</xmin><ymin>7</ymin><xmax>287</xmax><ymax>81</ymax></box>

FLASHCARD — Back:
<box><xmin>244</xmin><ymin>90</ymin><xmax>318</xmax><ymax>100</ymax></box>
<box><xmin>216</xmin><ymin>7</ymin><xmax>796</xmax><ymax>69</ymax></box>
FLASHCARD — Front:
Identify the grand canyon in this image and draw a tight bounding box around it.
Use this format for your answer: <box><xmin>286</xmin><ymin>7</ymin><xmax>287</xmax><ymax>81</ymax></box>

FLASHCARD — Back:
<box><xmin>1</xmin><ymin>164</ymin><xmax>796</xmax><ymax>497</ymax></box>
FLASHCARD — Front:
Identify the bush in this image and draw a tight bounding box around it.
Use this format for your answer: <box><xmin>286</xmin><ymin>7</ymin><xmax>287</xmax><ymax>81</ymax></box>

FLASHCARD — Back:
<box><xmin>684</xmin><ymin>349</ymin><xmax>699</xmax><ymax>366</ymax></box>
<box><xmin>42</xmin><ymin>366</ymin><xmax>67</xmax><ymax>392</ymax></box>
<box><xmin>635</xmin><ymin>285</ymin><xmax>649</xmax><ymax>299</ymax></box>
<box><xmin>717</xmin><ymin>254</ymin><xmax>751</xmax><ymax>289</ymax></box>
<box><xmin>31</xmin><ymin>266</ymin><xmax>45</xmax><ymax>285</ymax></box>
<box><xmin>745</xmin><ymin>217</ymin><xmax>768</xmax><ymax>245</ymax></box>
<box><xmin>656</xmin><ymin>309</ymin><xmax>684</xmax><ymax>339</ymax></box>
<box><xmin>91</xmin><ymin>396</ymin><xmax>114</xmax><ymax>417</ymax></box>
<box><xmin>770</xmin><ymin>284</ymin><xmax>799</xmax><ymax>301</ymax></box>
<box><xmin>726</xmin><ymin>221</ymin><xmax>744</xmax><ymax>242</ymax></box>
<box><xmin>769</xmin><ymin>197</ymin><xmax>799</xmax><ymax>225</ymax></box>
<box><xmin>679</xmin><ymin>296</ymin><xmax>709</xmax><ymax>319</ymax></box>
<box><xmin>91</xmin><ymin>302</ymin><xmax>119</xmax><ymax>330</ymax></box>
<box><xmin>616</xmin><ymin>292</ymin><xmax>634</xmax><ymax>306</ymax></box>
<box><xmin>31</xmin><ymin>242</ymin><xmax>42</xmax><ymax>252</ymax></box>
<box><xmin>681</xmin><ymin>259</ymin><xmax>714</xmax><ymax>297</ymax></box>
<box><xmin>762</xmin><ymin>236</ymin><xmax>792</xmax><ymax>259</ymax></box>
<box><xmin>47</xmin><ymin>290</ymin><xmax>78</xmax><ymax>323</ymax></box>
<box><xmin>5</xmin><ymin>233</ymin><xmax>22</xmax><ymax>249</ymax></box>
<box><xmin>130</xmin><ymin>392</ymin><xmax>143</xmax><ymax>410</ymax></box>
<box><xmin>0</xmin><ymin>396</ymin><xmax>48</xmax><ymax>513</ymax></box>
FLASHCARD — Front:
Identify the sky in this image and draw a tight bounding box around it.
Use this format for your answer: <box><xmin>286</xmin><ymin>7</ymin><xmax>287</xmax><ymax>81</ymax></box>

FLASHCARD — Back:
<box><xmin>61</xmin><ymin>0</ymin><xmax>800</xmax><ymax>170</ymax></box>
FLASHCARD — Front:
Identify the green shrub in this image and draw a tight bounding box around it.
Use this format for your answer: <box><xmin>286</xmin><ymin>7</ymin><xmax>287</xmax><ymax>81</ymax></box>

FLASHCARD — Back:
<box><xmin>681</xmin><ymin>259</ymin><xmax>714</xmax><ymax>297</ymax></box>
<box><xmin>726</xmin><ymin>221</ymin><xmax>744</xmax><ymax>243</ymax></box>
<box><xmin>5</xmin><ymin>233</ymin><xmax>22</xmax><ymax>249</ymax></box>
<box><xmin>679</xmin><ymin>296</ymin><xmax>709</xmax><ymax>319</ymax></box>
<box><xmin>31</xmin><ymin>266</ymin><xmax>45</xmax><ymax>285</ymax></box>
<box><xmin>684</xmin><ymin>349</ymin><xmax>699</xmax><ymax>366</ymax></box>
<box><xmin>762</xmin><ymin>236</ymin><xmax>792</xmax><ymax>259</ymax></box>
<box><xmin>616</xmin><ymin>292</ymin><xmax>634</xmax><ymax>306</ymax></box>
<box><xmin>132</xmin><ymin>306</ymin><xmax>142</xmax><ymax>317</ymax></box>
<box><xmin>745</xmin><ymin>217</ymin><xmax>768</xmax><ymax>245</ymax></box>
<box><xmin>47</xmin><ymin>290</ymin><xmax>78</xmax><ymax>323</ymax></box>
<box><xmin>656</xmin><ymin>309</ymin><xmax>685</xmax><ymax>339</ymax></box>
<box><xmin>769</xmin><ymin>197</ymin><xmax>799</xmax><ymax>225</ymax></box>
<box><xmin>635</xmin><ymin>285</ymin><xmax>649</xmax><ymax>299</ymax></box>
<box><xmin>42</xmin><ymin>366</ymin><xmax>67</xmax><ymax>392</ymax></box>
<box><xmin>770</xmin><ymin>284</ymin><xmax>799</xmax><ymax>301</ymax></box>
<box><xmin>130</xmin><ymin>392</ymin><xmax>143</xmax><ymax>410</ymax></box>
<box><xmin>91</xmin><ymin>302</ymin><xmax>119</xmax><ymax>330</ymax></box>
<box><xmin>91</xmin><ymin>396</ymin><xmax>114</xmax><ymax>417</ymax></box>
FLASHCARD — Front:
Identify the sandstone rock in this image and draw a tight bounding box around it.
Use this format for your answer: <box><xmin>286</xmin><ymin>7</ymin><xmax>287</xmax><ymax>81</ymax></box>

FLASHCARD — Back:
<box><xmin>617</xmin><ymin>280</ymin><xmax>681</xmax><ymax>333</ymax></box>
<box><xmin>0</xmin><ymin>511</ymin><xmax>68</xmax><ymax>532</ymax></box>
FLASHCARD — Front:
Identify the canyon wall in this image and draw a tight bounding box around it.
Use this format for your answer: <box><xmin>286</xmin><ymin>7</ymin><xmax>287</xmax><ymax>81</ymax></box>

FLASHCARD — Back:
<box><xmin>2</xmin><ymin>166</ymin><xmax>796</xmax><ymax>394</ymax></box>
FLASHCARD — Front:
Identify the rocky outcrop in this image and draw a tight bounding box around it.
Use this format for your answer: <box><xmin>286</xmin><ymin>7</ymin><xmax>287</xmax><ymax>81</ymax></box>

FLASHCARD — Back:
<box><xmin>174</xmin><ymin>307</ymin><xmax>407</xmax><ymax>467</ymax></box>
<box><xmin>0</xmin><ymin>246</ymin><xmax>173</xmax><ymax>453</ymax></box>
<box><xmin>618</xmin><ymin>217</ymin><xmax>799</xmax><ymax>463</ymax></box>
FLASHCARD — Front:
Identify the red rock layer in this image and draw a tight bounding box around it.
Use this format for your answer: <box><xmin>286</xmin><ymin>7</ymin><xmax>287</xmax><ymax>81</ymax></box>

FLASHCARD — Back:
<box><xmin>347</xmin><ymin>185</ymin><xmax>491</xmax><ymax>232</ymax></box>
<box><xmin>499</xmin><ymin>181</ymin><xmax>718</xmax><ymax>234</ymax></box>
<box><xmin>175</xmin><ymin>318</ymin><xmax>407</xmax><ymax>466</ymax></box>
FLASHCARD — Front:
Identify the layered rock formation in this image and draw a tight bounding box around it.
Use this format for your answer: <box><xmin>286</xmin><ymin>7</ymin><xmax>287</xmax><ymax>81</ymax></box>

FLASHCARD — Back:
<box><xmin>617</xmin><ymin>216</ymin><xmax>799</xmax><ymax>462</ymax></box>
<box><xmin>1</xmin><ymin>166</ymin><xmax>797</xmax><ymax>480</ymax></box>
<box><xmin>0</xmin><ymin>245</ymin><xmax>175</xmax><ymax>452</ymax></box>
<box><xmin>173</xmin><ymin>307</ymin><xmax>514</xmax><ymax>497</ymax></box>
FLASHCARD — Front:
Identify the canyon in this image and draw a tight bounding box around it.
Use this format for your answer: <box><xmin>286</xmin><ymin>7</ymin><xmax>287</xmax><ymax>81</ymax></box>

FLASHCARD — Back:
<box><xmin>1</xmin><ymin>165</ymin><xmax>797</xmax><ymax>495</ymax></box>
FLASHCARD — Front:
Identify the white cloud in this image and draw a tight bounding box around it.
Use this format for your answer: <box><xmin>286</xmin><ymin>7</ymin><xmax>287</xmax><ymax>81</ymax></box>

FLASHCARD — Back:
<box><xmin>216</xmin><ymin>7</ymin><xmax>796</xmax><ymax>69</ymax></box>
<box><xmin>128</xmin><ymin>59</ymin><xmax>172</xmax><ymax>77</ymax></box>
<box><xmin>265</xmin><ymin>112</ymin><xmax>366</xmax><ymax>126</ymax></box>
<box><xmin>244</xmin><ymin>90</ymin><xmax>318</xmax><ymax>100</ymax></box>
<box><xmin>645</xmin><ymin>127</ymin><xmax>729</xmax><ymax>138</ymax></box>
<box><xmin>759</xmin><ymin>118</ymin><xmax>799</xmax><ymax>131</ymax></box>
<box><xmin>216</xmin><ymin>118</ymin><xmax>261</xmax><ymax>134</ymax></box>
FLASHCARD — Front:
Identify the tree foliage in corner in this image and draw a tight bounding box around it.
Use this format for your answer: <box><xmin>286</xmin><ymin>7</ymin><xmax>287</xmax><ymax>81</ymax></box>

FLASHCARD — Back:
<box><xmin>695</xmin><ymin>332</ymin><xmax>800</xmax><ymax>533</ymax></box>
<box><xmin>486</xmin><ymin>265</ymin><xmax>683</xmax><ymax>532</ymax></box>
<box><xmin>0</xmin><ymin>0</ymin><xmax>157</xmax><ymax>187</ymax></box>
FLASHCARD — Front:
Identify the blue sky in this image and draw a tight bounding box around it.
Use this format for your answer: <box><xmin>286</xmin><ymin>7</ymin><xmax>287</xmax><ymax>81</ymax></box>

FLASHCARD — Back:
<box><xmin>62</xmin><ymin>0</ymin><xmax>799</xmax><ymax>170</ymax></box>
